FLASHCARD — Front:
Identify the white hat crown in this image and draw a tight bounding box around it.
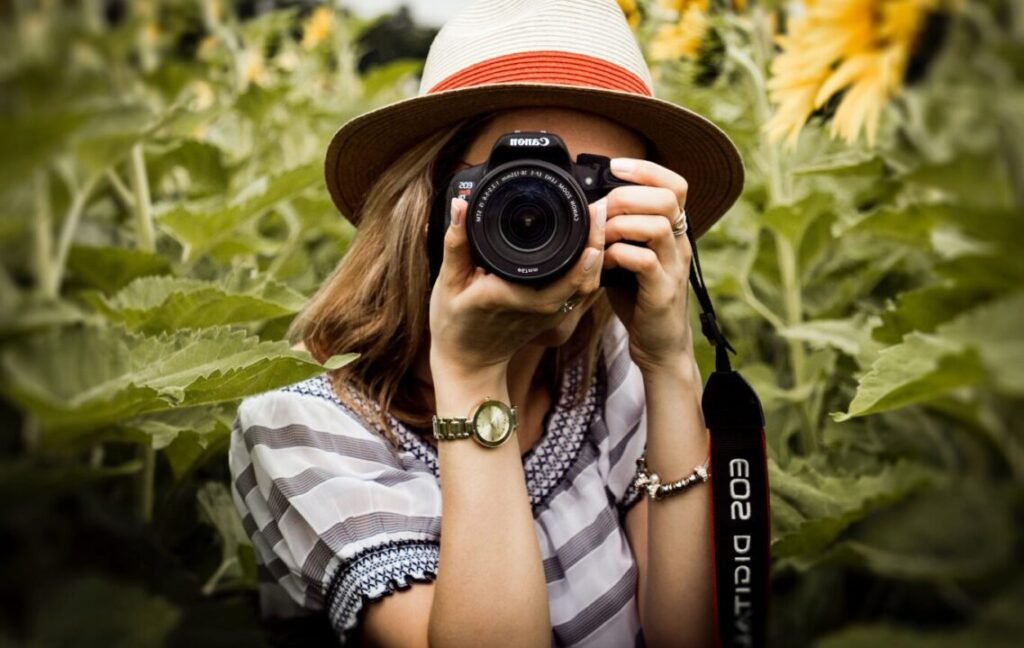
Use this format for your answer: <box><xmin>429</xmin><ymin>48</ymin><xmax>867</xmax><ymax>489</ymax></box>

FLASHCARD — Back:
<box><xmin>418</xmin><ymin>0</ymin><xmax>654</xmax><ymax>95</ymax></box>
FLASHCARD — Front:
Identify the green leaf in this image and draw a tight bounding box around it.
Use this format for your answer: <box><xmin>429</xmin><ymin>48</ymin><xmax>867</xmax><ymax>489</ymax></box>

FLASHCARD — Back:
<box><xmin>759</xmin><ymin>191</ymin><xmax>834</xmax><ymax>250</ymax></box>
<box><xmin>197</xmin><ymin>481</ymin><xmax>256</xmax><ymax>594</ymax></box>
<box><xmin>82</xmin><ymin>268</ymin><xmax>308</xmax><ymax>333</ymax></box>
<box><xmin>777</xmin><ymin>313</ymin><xmax>884</xmax><ymax>363</ymax></box>
<box><xmin>113</xmin><ymin>405</ymin><xmax>223</xmax><ymax>451</ymax></box>
<box><xmin>831</xmin><ymin>332</ymin><xmax>986</xmax><ymax>422</ymax></box>
<box><xmin>361</xmin><ymin>59</ymin><xmax>424</xmax><ymax>97</ymax></box>
<box><xmin>163</xmin><ymin>411</ymin><xmax>232</xmax><ymax>481</ymax></box>
<box><xmin>938</xmin><ymin>291</ymin><xmax>1024</xmax><ymax>395</ymax></box>
<box><xmin>791</xmin><ymin>150</ymin><xmax>887</xmax><ymax>177</ymax></box>
<box><xmin>67</xmin><ymin>244</ymin><xmax>172</xmax><ymax>294</ymax></box>
<box><xmin>156</xmin><ymin>162</ymin><xmax>321</xmax><ymax>262</ymax></box>
<box><xmin>147</xmin><ymin>139</ymin><xmax>228</xmax><ymax>197</ymax></box>
<box><xmin>770</xmin><ymin>457</ymin><xmax>935</xmax><ymax>564</ymax></box>
<box><xmin>873</xmin><ymin>279</ymin><xmax>997</xmax><ymax>344</ymax></box>
<box><xmin>0</xmin><ymin>322</ymin><xmax>358</xmax><ymax>440</ymax></box>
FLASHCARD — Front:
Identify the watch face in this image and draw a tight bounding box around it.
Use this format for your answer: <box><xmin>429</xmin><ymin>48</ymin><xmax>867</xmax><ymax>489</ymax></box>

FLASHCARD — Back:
<box><xmin>473</xmin><ymin>401</ymin><xmax>513</xmax><ymax>447</ymax></box>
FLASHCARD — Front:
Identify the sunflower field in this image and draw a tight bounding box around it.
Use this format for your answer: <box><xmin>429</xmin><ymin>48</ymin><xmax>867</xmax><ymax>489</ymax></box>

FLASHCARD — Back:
<box><xmin>1</xmin><ymin>0</ymin><xmax>1021</xmax><ymax>646</ymax></box>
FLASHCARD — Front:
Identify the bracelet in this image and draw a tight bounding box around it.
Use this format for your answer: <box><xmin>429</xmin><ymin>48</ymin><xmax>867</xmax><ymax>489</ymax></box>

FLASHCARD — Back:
<box><xmin>633</xmin><ymin>452</ymin><xmax>710</xmax><ymax>500</ymax></box>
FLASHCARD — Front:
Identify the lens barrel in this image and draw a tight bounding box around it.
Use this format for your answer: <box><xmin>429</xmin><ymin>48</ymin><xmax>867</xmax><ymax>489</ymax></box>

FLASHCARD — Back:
<box><xmin>465</xmin><ymin>160</ymin><xmax>589</xmax><ymax>284</ymax></box>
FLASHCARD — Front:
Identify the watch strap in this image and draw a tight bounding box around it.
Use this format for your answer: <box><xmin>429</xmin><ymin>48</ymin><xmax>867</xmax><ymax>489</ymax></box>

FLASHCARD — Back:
<box><xmin>432</xmin><ymin>397</ymin><xmax>518</xmax><ymax>443</ymax></box>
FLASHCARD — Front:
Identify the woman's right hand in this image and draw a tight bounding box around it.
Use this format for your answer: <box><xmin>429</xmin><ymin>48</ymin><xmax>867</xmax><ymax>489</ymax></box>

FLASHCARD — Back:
<box><xmin>429</xmin><ymin>196</ymin><xmax>607</xmax><ymax>377</ymax></box>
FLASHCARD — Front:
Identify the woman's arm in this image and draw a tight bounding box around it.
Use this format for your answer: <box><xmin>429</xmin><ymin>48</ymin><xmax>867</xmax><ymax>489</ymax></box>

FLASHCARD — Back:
<box><xmin>427</xmin><ymin>361</ymin><xmax>551</xmax><ymax>648</ymax></box>
<box><xmin>629</xmin><ymin>345</ymin><xmax>713</xmax><ymax>647</ymax></box>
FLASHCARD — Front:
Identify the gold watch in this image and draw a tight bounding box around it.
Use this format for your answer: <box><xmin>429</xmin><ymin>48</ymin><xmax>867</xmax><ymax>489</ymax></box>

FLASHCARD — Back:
<box><xmin>432</xmin><ymin>397</ymin><xmax>518</xmax><ymax>448</ymax></box>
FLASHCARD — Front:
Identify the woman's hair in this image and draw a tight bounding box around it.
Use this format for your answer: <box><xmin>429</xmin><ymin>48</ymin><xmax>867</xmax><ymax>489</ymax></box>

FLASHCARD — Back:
<box><xmin>287</xmin><ymin>112</ymin><xmax>617</xmax><ymax>448</ymax></box>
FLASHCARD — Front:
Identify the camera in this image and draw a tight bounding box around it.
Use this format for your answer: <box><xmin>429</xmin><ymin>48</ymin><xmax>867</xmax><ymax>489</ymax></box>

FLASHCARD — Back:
<box><xmin>427</xmin><ymin>131</ymin><xmax>643</xmax><ymax>290</ymax></box>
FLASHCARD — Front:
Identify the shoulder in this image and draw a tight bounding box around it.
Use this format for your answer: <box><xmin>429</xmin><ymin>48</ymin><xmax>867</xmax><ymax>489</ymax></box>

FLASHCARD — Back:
<box><xmin>234</xmin><ymin>373</ymin><xmax>392</xmax><ymax>451</ymax></box>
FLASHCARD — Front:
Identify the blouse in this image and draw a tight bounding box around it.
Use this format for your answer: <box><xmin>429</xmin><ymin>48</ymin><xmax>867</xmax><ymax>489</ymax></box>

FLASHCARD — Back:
<box><xmin>228</xmin><ymin>316</ymin><xmax>649</xmax><ymax>646</ymax></box>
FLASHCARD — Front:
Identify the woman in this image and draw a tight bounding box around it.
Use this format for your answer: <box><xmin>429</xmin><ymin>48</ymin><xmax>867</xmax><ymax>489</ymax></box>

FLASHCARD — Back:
<box><xmin>228</xmin><ymin>1</ymin><xmax>744</xmax><ymax>646</ymax></box>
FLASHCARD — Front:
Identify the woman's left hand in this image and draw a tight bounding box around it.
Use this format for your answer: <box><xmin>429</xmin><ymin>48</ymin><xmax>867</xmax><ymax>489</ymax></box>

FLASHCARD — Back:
<box><xmin>599</xmin><ymin>157</ymin><xmax>693</xmax><ymax>375</ymax></box>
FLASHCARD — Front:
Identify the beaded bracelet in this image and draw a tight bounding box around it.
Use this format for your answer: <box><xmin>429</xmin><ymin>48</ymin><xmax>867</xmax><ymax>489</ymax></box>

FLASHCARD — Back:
<box><xmin>633</xmin><ymin>452</ymin><xmax>710</xmax><ymax>500</ymax></box>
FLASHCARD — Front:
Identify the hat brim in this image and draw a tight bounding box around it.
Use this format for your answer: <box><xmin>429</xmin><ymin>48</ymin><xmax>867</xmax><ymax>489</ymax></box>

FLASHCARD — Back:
<box><xmin>325</xmin><ymin>82</ymin><xmax>745</xmax><ymax>239</ymax></box>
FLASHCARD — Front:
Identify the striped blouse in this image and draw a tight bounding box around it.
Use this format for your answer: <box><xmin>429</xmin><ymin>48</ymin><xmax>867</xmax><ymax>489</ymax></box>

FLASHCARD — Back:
<box><xmin>228</xmin><ymin>316</ymin><xmax>649</xmax><ymax>646</ymax></box>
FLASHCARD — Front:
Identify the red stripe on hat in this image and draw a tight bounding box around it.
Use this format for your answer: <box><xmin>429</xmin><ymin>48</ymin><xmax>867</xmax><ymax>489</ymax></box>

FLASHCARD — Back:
<box><xmin>427</xmin><ymin>50</ymin><xmax>652</xmax><ymax>96</ymax></box>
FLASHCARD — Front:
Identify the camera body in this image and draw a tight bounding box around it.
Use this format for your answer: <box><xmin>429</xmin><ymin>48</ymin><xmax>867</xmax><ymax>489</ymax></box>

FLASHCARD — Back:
<box><xmin>428</xmin><ymin>131</ymin><xmax>641</xmax><ymax>290</ymax></box>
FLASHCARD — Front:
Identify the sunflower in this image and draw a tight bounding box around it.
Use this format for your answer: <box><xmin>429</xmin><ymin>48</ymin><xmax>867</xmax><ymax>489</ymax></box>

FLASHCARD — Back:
<box><xmin>302</xmin><ymin>6</ymin><xmax>335</xmax><ymax>50</ymax></box>
<box><xmin>764</xmin><ymin>0</ymin><xmax>959</xmax><ymax>150</ymax></box>
<box><xmin>617</xmin><ymin>0</ymin><xmax>641</xmax><ymax>30</ymax></box>
<box><xmin>649</xmin><ymin>0</ymin><xmax>710</xmax><ymax>61</ymax></box>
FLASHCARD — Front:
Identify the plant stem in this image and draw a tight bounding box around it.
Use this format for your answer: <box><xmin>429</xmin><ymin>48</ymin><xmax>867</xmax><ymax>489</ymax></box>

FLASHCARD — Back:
<box><xmin>33</xmin><ymin>171</ymin><xmax>57</xmax><ymax>299</ymax></box>
<box><xmin>129</xmin><ymin>143</ymin><xmax>156</xmax><ymax>253</ymax></box>
<box><xmin>732</xmin><ymin>13</ymin><xmax>816</xmax><ymax>452</ymax></box>
<box><xmin>106</xmin><ymin>168</ymin><xmax>135</xmax><ymax>209</ymax></box>
<box><xmin>138</xmin><ymin>443</ymin><xmax>155</xmax><ymax>523</ymax></box>
<box><xmin>267</xmin><ymin>201</ymin><xmax>302</xmax><ymax>277</ymax></box>
<box><xmin>50</xmin><ymin>173</ymin><xmax>101</xmax><ymax>297</ymax></box>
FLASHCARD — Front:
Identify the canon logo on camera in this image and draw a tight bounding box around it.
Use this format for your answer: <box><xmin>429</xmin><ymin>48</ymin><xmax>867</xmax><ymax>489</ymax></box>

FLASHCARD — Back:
<box><xmin>509</xmin><ymin>136</ymin><xmax>550</xmax><ymax>147</ymax></box>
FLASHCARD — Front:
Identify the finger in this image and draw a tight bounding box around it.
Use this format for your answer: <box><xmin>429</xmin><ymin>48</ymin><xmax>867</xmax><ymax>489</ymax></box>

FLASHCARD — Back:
<box><xmin>609</xmin><ymin>158</ymin><xmax>689</xmax><ymax>211</ymax></box>
<box><xmin>439</xmin><ymin>198</ymin><xmax>474</xmax><ymax>288</ymax></box>
<box><xmin>603</xmin><ymin>239</ymin><xmax>674</xmax><ymax>305</ymax></box>
<box><xmin>605</xmin><ymin>213</ymin><xmax>688</xmax><ymax>281</ymax></box>
<box><xmin>579</xmin><ymin>196</ymin><xmax>607</xmax><ymax>295</ymax></box>
<box><xmin>605</xmin><ymin>185</ymin><xmax>681</xmax><ymax>225</ymax></box>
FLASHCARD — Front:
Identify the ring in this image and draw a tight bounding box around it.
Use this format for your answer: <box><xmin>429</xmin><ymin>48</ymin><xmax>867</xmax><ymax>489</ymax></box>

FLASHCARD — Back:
<box><xmin>671</xmin><ymin>208</ymin><xmax>689</xmax><ymax>237</ymax></box>
<box><xmin>558</xmin><ymin>295</ymin><xmax>583</xmax><ymax>314</ymax></box>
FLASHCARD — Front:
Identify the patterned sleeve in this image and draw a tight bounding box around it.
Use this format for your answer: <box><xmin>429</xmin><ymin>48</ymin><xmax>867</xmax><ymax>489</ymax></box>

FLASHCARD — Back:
<box><xmin>598</xmin><ymin>317</ymin><xmax>648</xmax><ymax>520</ymax></box>
<box><xmin>228</xmin><ymin>386</ymin><xmax>442</xmax><ymax>645</ymax></box>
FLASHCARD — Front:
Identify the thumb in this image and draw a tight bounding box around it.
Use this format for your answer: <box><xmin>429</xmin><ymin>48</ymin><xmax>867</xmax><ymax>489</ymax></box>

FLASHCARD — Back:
<box><xmin>440</xmin><ymin>197</ymin><xmax>474</xmax><ymax>286</ymax></box>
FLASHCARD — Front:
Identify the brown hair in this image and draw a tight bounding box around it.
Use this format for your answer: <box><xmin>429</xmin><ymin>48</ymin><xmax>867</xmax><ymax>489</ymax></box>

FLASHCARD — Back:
<box><xmin>288</xmin><ymin>114</ymin><xmax>616</xmax><ymax>448</ymax></box>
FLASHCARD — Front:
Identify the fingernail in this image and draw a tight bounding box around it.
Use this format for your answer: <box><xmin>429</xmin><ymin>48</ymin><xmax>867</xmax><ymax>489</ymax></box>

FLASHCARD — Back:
<box><xmin>596</xmin><ymin>198</ymin><xmax>607</xmax><ymax>231</ymax></box>
<box><xmin>450</xmin><ymin>197</ymin><xmax>461</xmax><ymax>226</ymax></box>
<box><xmin>583</xmin><ymin>248</ymin><xmax>598</xmax><ymax>272</ymax></box>
<box><xmin>610</xmin><ymin>158</ymin><xmax>635</xmax><ymax>175</ymax></box>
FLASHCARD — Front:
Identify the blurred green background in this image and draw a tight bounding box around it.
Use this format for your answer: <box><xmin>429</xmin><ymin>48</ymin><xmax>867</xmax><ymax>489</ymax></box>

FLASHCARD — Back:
<box><xmin>0</xmin><ymin>0</ymin><xmax>1021</xmax><ymax>646</ymax></box>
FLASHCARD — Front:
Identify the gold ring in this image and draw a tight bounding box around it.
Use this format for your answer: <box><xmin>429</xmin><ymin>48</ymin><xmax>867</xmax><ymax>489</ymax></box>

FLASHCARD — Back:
<box><xmin>558</xmin><ymin>295</ymin><xmax>583</xmax><ymax>314</ymax></box>
<box><xmin>671</xmin><ymin>208</ymin><xmax>689</xmax><ymax>237</ymax></box>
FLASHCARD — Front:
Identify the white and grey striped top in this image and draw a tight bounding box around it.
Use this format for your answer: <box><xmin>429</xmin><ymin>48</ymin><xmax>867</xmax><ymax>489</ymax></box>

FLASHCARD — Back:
<box><xmin>228</xmin><ymin>316</ymin><xmax>649</xmax><ymax>646</ymax></box>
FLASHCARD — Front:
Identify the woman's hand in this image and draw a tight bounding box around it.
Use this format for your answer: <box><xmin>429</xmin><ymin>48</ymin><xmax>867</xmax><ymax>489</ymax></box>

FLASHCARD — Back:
<box><xmin>600</xmin><ymin>158</ymin><xmax>694</xmax><ymax>375</ymax></box>
<box><xmin>429</xmin><ymin>196</ymin><xmax>606</xmax><ymax>377</ymax></box>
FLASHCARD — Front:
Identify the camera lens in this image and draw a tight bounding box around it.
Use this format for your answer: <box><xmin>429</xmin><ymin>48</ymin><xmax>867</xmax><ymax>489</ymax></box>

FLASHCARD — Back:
<box><xmin>499</xmin><ymin>186</ymin><xmax>558</xmax><ymax>251</ymax></box>
<box><xmin>466</xmin><ymin>161</ymin><xmax>589</xmax><ymax>284</ymax></box>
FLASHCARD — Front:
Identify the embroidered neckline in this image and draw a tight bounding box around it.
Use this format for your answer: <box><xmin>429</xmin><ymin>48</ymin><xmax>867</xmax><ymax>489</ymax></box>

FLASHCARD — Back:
<box><xmin>283</xmin><ymin>353</ymin><xmax>604</xmax><ymax>512</ymax></box>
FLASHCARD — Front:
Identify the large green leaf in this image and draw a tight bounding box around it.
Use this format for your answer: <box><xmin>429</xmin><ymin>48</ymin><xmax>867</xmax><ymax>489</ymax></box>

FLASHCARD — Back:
<box><xmin>831</xmin><ymin>332</ymin><xmax>986</xmax><ymax>422</ymax></box>
<box><xmin>82</xmin><ymin>268</ymin><xmax>308</xmax><ymax>333</ymax></box>
<box><xmin>156</xmin><ymin>162</ymin><xmax>321</xmax><ymax>262</ymax></box>
<box><xmin>770</xmin><ymin>457</ymin><xmax>936</xmax><ymax>565</ymax></box>
<box><xmin>0</xmin><ymin>322</ymin><xmax>358</xmax><ymax>440</ymax></box>
<box><xmin>67</xmin><ymin>244</ymin><xmax>173</xmax><ymax>295</ymax></box>
<box><xmin>777</xmin><ymin>312</ymin><xmax>884</xmax><ymax>366</ymax></box>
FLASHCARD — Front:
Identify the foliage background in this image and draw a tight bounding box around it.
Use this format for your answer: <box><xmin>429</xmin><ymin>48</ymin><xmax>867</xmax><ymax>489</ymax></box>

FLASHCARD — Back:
<box><xmin>0</xmin><ymin>0</ymin><xmax>1021</xmax><ymax>645</ymax></box>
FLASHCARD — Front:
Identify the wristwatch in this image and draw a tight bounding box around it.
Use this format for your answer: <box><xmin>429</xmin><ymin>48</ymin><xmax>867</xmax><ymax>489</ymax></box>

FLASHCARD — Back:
<box><xmin>432</xmin><ymin>397</ymin><xmax>518</xmax><ymax>448</ymax></box>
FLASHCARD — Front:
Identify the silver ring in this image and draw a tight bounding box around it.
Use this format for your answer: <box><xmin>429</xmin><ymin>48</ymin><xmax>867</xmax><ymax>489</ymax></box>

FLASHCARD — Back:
<box><xmin>559</xmin><ymin>295</ymin><xmax>582</xmax><ymax>314</ymax></box>
<box><xmin>671</xmin><ymin>208</ymin><xmax>689</xmax><ymax>237</ymax></box>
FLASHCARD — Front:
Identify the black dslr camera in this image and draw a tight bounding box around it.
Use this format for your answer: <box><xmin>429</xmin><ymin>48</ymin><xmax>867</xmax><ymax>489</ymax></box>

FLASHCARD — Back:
<box><xmin>427</xmin><ymin>131</ymin><xmax>642</xmax><ymax>290</ymax></box>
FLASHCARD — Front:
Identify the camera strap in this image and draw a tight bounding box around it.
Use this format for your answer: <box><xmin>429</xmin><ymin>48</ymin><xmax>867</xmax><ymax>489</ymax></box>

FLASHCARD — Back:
<box><xmin>685</xmin><ymin>229</ymin><xmax>771</xmax><ymax>648</ymax></box>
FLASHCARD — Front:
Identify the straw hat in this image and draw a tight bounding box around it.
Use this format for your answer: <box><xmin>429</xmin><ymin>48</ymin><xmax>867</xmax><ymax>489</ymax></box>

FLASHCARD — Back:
<box><xmin>325</xmin><ymin>0</ymin><xmax>745</xmax><ymax>239</ymax></box>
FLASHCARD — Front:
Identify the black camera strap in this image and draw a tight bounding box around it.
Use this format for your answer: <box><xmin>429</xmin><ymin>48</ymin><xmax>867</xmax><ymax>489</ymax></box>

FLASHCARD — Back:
<box><xmin>685</xmin><ymin>228</ymin><xmax>770</xmax><ymax>648</ymax></box>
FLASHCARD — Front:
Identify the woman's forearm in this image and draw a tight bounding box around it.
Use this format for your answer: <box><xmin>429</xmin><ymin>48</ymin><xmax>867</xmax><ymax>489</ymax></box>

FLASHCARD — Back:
<box><xmin>640</xmin><ymin>351</ymin><xmax>714</xmax><ymax>647</ymax></box>
<box><xmin>428</xmin><ymin>363</ymin><xmax>551</xmax><ymax>648</ymax></box>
